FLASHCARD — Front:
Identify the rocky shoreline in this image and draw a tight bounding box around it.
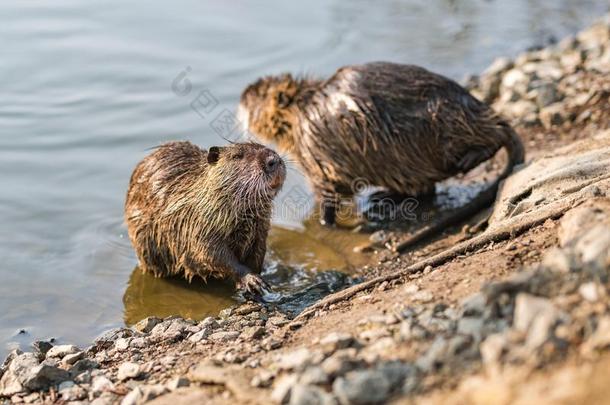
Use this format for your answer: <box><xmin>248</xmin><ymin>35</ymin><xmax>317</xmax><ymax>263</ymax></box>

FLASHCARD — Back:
<box><xmin>2</xmin><ymin>16</ymin><xmax>610</xmax><ymax>405</ymax></box>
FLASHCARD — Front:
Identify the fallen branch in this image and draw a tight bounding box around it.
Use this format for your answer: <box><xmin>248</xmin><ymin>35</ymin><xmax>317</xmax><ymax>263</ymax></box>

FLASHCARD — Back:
<box><xmin>291</xmin><ymin>189</ymin><xmax>595</xmax><ymax>325</ymax></box>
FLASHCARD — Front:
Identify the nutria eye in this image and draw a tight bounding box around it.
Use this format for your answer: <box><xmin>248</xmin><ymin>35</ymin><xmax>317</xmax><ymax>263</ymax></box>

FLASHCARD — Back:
<box><xmin>233</xmin><ymin>152</ymin><xmax>244</xmax><ymax>160</ymax></box>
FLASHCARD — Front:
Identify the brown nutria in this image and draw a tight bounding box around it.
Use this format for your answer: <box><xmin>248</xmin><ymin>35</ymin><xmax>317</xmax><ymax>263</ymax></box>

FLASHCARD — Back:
<box><xmin>239</xmin><ymin>62</ymin><xmax>524</xmax><ymax>248</ymax></box>
<box><xmin>124</xmin><ymin>141</ymin><xmax>286</xmax><ymax>296</ymax></box>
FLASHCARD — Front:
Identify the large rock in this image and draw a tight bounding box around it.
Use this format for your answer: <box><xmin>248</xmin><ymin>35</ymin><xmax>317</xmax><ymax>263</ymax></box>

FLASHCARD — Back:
<box><xmin>0</xmin><ymin>353</ymin><xmax>71</xmax><ymax>396</ymax></box>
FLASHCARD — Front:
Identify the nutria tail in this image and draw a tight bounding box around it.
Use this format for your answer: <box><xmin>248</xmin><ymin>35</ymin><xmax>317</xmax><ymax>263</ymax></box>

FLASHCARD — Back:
<box><xmin>394</xmin><ymin>128</ymin><xmax>524</xmax><ymax>253</ymax></box>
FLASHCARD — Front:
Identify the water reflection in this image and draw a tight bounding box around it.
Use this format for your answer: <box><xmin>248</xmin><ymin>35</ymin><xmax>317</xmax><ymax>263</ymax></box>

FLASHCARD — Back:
<box><xmin>123</xmin><ymin>268</ymin><xmax>236</xmax><ymax>325</ymax></box>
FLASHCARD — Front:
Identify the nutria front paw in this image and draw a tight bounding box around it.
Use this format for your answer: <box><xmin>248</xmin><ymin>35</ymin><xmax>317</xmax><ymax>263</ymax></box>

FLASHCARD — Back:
<box><xmin>237</xmin><ymin>273</ymin><xmax>271</xmax><ymax>299</ymax></box>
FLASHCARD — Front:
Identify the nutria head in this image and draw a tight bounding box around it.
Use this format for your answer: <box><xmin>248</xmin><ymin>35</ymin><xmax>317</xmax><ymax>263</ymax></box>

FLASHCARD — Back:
<box><xmin>239</xmin><ymin>74</ymin><xmax>315</xmax><ymax>152</ymax></box>
<box><xmin>204</xmin><ymin>142</ymin><xmax>286</xmax><ymax>208</ymax></box>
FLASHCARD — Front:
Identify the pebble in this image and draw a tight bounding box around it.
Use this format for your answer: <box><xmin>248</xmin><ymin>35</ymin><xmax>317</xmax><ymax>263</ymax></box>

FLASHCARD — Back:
<box><xmin>289</xmin><ymin>384</ymin><xmax>337</xmax><ymax>405</ymax></box>
<box><xmin>117</xmin><ymin>362</ymin><xmax>141</xmax><ymax>381</ymax></box>
<box><xmin>320</xmin><ymin>332</ymin><xmax>354</xmax><ymax>353</ymax></box>
<box><xmin>91</xmin><ymin>375</ymin><xmax>114</xmax><ymax>395</ymax></box>
<box><xmin>46</xmin><ymin>344</ymin><xmax>80</xmax><ymax>359</ymax></box>
<box><xmin>513</xmin><ymin>293</ymin><xmax>559</xmax><ymax>350</ymax></box>
<box><xmin>333</xmin><ymin>369</ymin><xmax>391</xmax><ymax>405</ymax></box>
<box><xmin>166</xmin><ymin>376</ymin><xmax>190</xmax><ymax>391</ymax></box>
<box><xmin>133</xmin><ymin>317</ymin><xmax>162</xmax><ymax>334</ymax></box>
<box><xmin>208</xmin><ymin>331</ymin><xmax>240</xmax><ymax>342</ymax></box>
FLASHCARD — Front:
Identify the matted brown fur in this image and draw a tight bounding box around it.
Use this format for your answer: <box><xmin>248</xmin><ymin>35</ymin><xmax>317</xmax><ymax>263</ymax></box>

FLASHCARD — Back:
<box><xmin>124</xmin><ymin>141</ymin><xmax>285</xmax><ymax>290</ymax></box>
<box><xmin>239</xmin><ymin>62</ymin><xmax>524</xmax><ymax>229</ymax></box>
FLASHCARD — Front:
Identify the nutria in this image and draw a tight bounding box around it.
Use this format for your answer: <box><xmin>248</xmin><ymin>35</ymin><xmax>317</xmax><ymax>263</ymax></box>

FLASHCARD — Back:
<box><xmin>239</xmin><ymin>62</ymin><xmax>524</xmax><ymax>248</ymax></box>
<box><xmin>124</xmin><ymin>141</ymin><xmax>286</xmax><ymax>296</ymax></box>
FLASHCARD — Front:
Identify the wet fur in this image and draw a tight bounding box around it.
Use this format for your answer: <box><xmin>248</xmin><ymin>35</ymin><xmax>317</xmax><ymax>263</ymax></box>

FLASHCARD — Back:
<box><xmin>125</xmin><ymin>141</ymin><xmax>285</xmax><ymax>283</ymax></box>
<box><xmin>241</xmin><ymin>62</ymin><xmax>524</xmax><ymax>224</ymax></box>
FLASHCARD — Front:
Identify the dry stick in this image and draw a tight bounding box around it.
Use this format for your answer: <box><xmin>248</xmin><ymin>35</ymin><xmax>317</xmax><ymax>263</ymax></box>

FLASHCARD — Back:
<box><xmin>292</xmin><ymin>194</ymin><xmax>585</xmax><ymax>324</ymax></box>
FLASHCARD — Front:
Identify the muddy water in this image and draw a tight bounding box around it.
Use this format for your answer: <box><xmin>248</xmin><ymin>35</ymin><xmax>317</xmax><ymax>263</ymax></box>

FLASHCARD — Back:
<box><xmin>1</xmin><ymin>0</ymin><xmax>608</xmax><ymax>358</ymax></box>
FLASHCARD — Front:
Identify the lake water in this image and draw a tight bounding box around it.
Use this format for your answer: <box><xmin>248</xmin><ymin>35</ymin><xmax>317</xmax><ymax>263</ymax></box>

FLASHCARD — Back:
<box><xmin>1</xmin><ymin>0</ymin><xmax>608</xmax><ymax>359</ymax></box>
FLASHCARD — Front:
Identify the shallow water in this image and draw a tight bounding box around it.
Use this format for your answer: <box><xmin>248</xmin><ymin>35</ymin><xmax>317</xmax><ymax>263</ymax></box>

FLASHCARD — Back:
<box><xmin>1</xmin><ymin>0</ymin><xmax>608</xmax><ymax>358</ymax></box>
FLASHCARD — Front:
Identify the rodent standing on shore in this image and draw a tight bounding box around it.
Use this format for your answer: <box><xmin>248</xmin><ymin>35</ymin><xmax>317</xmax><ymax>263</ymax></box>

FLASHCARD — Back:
<box><xmin>239</xmin><ymin>62</ymin><xmax>524</xmax><ymax>249</ymax></box>
<box><xmin>125</xmin><ymin>141</ymin><xmax>286</xmax><ymax>296</ymax></box>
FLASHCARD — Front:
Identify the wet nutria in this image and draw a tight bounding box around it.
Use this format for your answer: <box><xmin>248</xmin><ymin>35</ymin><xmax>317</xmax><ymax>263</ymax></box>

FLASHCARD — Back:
<box><xmin>124</xmin><ymin>141</ymin><xmax>286</xmax><ymax>296</ymax></box>
<box><xmin>239</xmin><ymin>62</ymin><xmax>524</xmax><ymax>248</ymax></box>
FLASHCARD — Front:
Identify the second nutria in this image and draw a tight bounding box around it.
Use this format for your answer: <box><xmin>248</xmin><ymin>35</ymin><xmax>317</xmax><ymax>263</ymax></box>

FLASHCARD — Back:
<box><xmin>239</xmin><ymin>62</ymin><xmax>524</xmax><ymax>248</ymax></box>
<box><xmin>124</xmin><ymin>141</ymin><xmax>286</xmax><ymax>296</ymax></box>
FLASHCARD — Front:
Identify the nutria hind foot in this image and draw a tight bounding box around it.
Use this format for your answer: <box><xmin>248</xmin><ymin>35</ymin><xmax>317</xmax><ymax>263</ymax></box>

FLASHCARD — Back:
<box><xmin>237</xmin><ymin>273</ymin><xmax>275</xmax><ymax>302</ymax></box>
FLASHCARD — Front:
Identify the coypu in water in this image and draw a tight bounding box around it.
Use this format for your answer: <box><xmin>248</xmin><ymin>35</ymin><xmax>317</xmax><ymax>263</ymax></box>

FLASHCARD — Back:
<box><xmin>125</xmin><ymin>141</ymin><xmax>286</xmax><ymax>296</ymax></box>
<box><xmin>239</xmin><ymin>62</ymin><xmax>524</xmax><ymax>249</ymax></box>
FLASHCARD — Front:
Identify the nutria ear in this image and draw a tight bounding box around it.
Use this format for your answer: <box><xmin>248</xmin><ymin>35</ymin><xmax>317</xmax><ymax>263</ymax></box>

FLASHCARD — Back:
<box><xmin>276</xmin><ymin>91</ymin><xmax>292</xmax><ymax>108</ymax></box>
<box><xmin>207</xmin><ymin>146</ymin><xmax>221</xmax><ymax>165</ymax></box>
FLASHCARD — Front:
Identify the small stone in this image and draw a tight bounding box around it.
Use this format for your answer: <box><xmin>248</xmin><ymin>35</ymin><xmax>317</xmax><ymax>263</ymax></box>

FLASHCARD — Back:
<box><xmin>241</xmin><ymin>326</ymin><xmax>266</xmax><ymax>340</ymax></box>
<box><xmin>62</xmin><ymin>351</ymin><xmax>85</xmax><ymax>366</ymax></box>
<box><xmin>457</xmin><ymin>317</ymin><xmax>485</xmax><ymax>340</ymax></box>
<box><xmin>188</xmin><ymin>329</ymin><xmax>209</xmax><ymax>343</ymax></box>
<box><xmin>133</xmin><ymin>316</ymin><xmax>162</xmax><ymax>334</ymax></box>
<box><xmin>321</xmin><ymin>352</ymin><xmax>361</xmax><ymax>378</ymax></box>
<box><xmin>480</xmin><ymin>333</ymin><xmax>508</xmax><ymax>370</ymax></box>
<box><xmin>167</xmin><ymin>376</ymin><xmax>190</xmax><ymax>391</ymax></box>
<box><xmin>299</xmin><ymin>366</ymin><xmax>329</xmax><ymax>386</ymax></box>
<box><xmin>333</xmin><ymin>369</ymin><xmax>391</xmax><ymax>405</ymax></box>
<box><xmin>251</xmin><ymin>370</ymin><xmax>274</xmax><ymax>388</ymax></box>
<box><xmin>219</xmin><ymin>308</ymin><xmax>233</xmax><ymax>319</ymax></box>
<box><xmin>271</xmin><ymin>375</ymin><xmax>298</xmax><ymax>404</ymax></box>
<box><xmin>579</xmin><ymin>282</ymin><xmax>601</xmax><ymax>302</ymax></box>
<box><xmin>130</xmin><ymin>337</ymin><xmax>147</xmax><ymax>349</ymax></box>
<box><xmin>412</xmin><ymin>290</ymin><xmax>433</xmax><ymax>303</ymax></box>
<box><xmin>91</xmin><ymin>375</ymin><xmax>115</xmax><ymax>395</ymax></box>
<box><xmin>267</xmin><ymin>316</ymin><xmax>289</xmax><ymax>327</ymax></box>
<box><xmin>208</xmin><ymin>331</ymin><xmax>240</xmax><ymax>342</ymax></box>
<box><xmin>539</xmin><ymin>102</ymin><xmax>566</xmax><ymax>129</ymax></box>
<box><xmin>121</xmin><ymin>384</ymin><xmax>167</xmax><ymax>405</ymax></box>
<box><xmin>31</xmin><ymin>341</ymin><xmax>52</xmax><ymax>361</ymax></box>
<box><xmin>59</xmin><ymin>381</ymin><xmax>87</xmax><ymax>401</ymax></box>
<box><xmin>513</xmin><ymin>293</ymin><xmax>559</xmax><ymax>350</ymax></box>
<box><xmin>584</xmin><ymin>317</ymin><xmax>610</xmax><ymax>351</ymax></box>
<box><xmin>199</xmin><ymin>317</ymin><xmax>220</xmax><ymax>329</ymax></box>
<box><xmin>263</xmin><ymin>337</ymin><xmax>283</xmax><ymax>350</ymax></box>
<box><xmin>320</xmin><ymin>332</ymin><xmax>354</xmax><ymax>353</ymax></box>
<box><xmin>289</xmin><ymin>384</ymin><xmax>336</xmax><ymax>405</ymax></box>
<box><xmin>69</xmin><ymin>359</ymin><xmax>99</xmax><ymax>377</ymax></box>
<box><xmin>276</xmin><ymin>348</ymin><xmax>317</xmax><ymax>371</ymax></box>
<box><xmin>117</xmin><ymin>362</ymin><xmax>141</xmax><ymax>381</ymax></box>
<box><xmin>46</xmin><ymin>344</ymin><xmax>80</xmax><ymax>359</ymax></box>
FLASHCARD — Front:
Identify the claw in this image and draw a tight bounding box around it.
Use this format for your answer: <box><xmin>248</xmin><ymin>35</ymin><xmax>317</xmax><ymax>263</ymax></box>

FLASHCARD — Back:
<box><xmin>237</xmin><ymin>273</ymin><xmax>271</xmax><ymax>300</ymax></box>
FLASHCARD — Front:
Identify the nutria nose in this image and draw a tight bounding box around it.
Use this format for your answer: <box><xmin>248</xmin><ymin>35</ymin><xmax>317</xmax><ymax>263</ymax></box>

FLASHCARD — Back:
<box><xmin>265</xmin><ymin>155</ymin><xmax>281</xmax><ymax>174</ymax></box>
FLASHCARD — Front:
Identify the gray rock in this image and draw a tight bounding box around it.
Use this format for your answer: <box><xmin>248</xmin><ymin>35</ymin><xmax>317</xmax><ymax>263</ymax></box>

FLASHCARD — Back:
<box><xmin>59</xmin><ymin>381</ymin><xmax>87</xmax><ymax>401</ymax></box>
<box><xmin>167</xmin><ymin>376</ymin><xmax>190</xmax><ymax>391</ymax></box>
<box><xmin>277</xmin><ymin>348</ymin><xmax>318</xmax><ymax>371</ymax></box>
<box><xmin>91</xmin><ymin>375</ymin><xmax>115</xmax><ymax>395</ymax></box>
<box><xmin>500</xmin><ymin>68</ymin><xmax>530</xmax><ymax>96</ymax></box>
<box><xmin>333</xmin><ymin>369</ymin><xmax>391</xmax><ymax>405</ymax></box>
<box><xmin>457</xmin><ymin>317</ymin><xmax>485</xmax><ymax>340</ymax></box>
<box><xmin>289</xmin><ymin>384</ymin><xmax>337</xmax><ymax>405</ymax></box>
<box><xmin>321</xmin><ymin>350</ymin><xmax>362</xmax><ymax>378</ymax></box>
<box><xmin>241</xmin><ymin>326</ymin><xmax>266</xmax><ymax>340</ymax></box>
<box><xmin>62</xmin><ymin>351</ymin><xmax>85</xmax><ymax>366</ymax></box>
<box><xmin>531</xmin><ymin>81</ymin><xmax>561</xmax><ymax>108</ymax></box>
<box><xmin>121</xmin><ymin>384</ymin><xmax>167</xmax><ymax>405</ymax></box>
<box><xmin>480</xmin><ymin>333</ymin><xmax>508</xmax><ymax>369</ymax></box>
<box><xmin>272</xmin><ymin>374</ymin><xmax>299</xmax><ymax>404</ymax></box>
<box><xmin>69</xmin><ymin>359</ymin><xmax>99</xmax><ymax>377</ymax></box>
<box><xmin>46</xmin><ymin>344</ymin><xmax>80</xmax><ymax>359</ymax></box>
<box><xmin>539</xmin><ymin>102</ymin><xmax>566</xmax><ymax>129</ymax></box>
<box><xmin>208</xmin><ymin>331</ymin><xmax>240</xmax><ymax>342</ymax></box>
<box><xmin>0</xmin><ymin>353</ymin><xmax>71</xmax><ymax>396</ymax></box>
<box><xmin>299</xmin><ymin>366</ymin><xmax>329</xmax><ymax>386</ymax></box>
<box><xmin>117</xmin><ymin>362</ymin><xmax>141</xmax><ymax>381</ymax></box>
<box><xmin>320</xmin><ymin>332</ymin><xmax>354</xmax><ymax>353</ymax></box>
<box><xmin>376</xmin><ymin>361</ymin><xmax>416</xmax><ymax>388</ymax></box>
<box><xmin>31</xmin><ymin>341</ymin><xmax>52</xmax><ymax>361</ymax></box>
<box><xmin>114</xmin><ymin>338</ymin><xmax>131</xmax><ymax>351</ymax></box>
<box><xmin>513</xmin><ymin>293</ymin><xmax>559</xmax><ymax>350</ymax></box>
<box><xmin>0</xmin><ymin>353</ymin><xmax>39</xmax><ymax>396</ymax></box>
<box><xmin>133</xmin><ymin>316</ymin><xmax>162</xmax><ymax>334</ymax></box>
<box><xmin>460</xmin><ymin>293</ymin><xmax>487</xmax><ymax>317</ymax></box>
